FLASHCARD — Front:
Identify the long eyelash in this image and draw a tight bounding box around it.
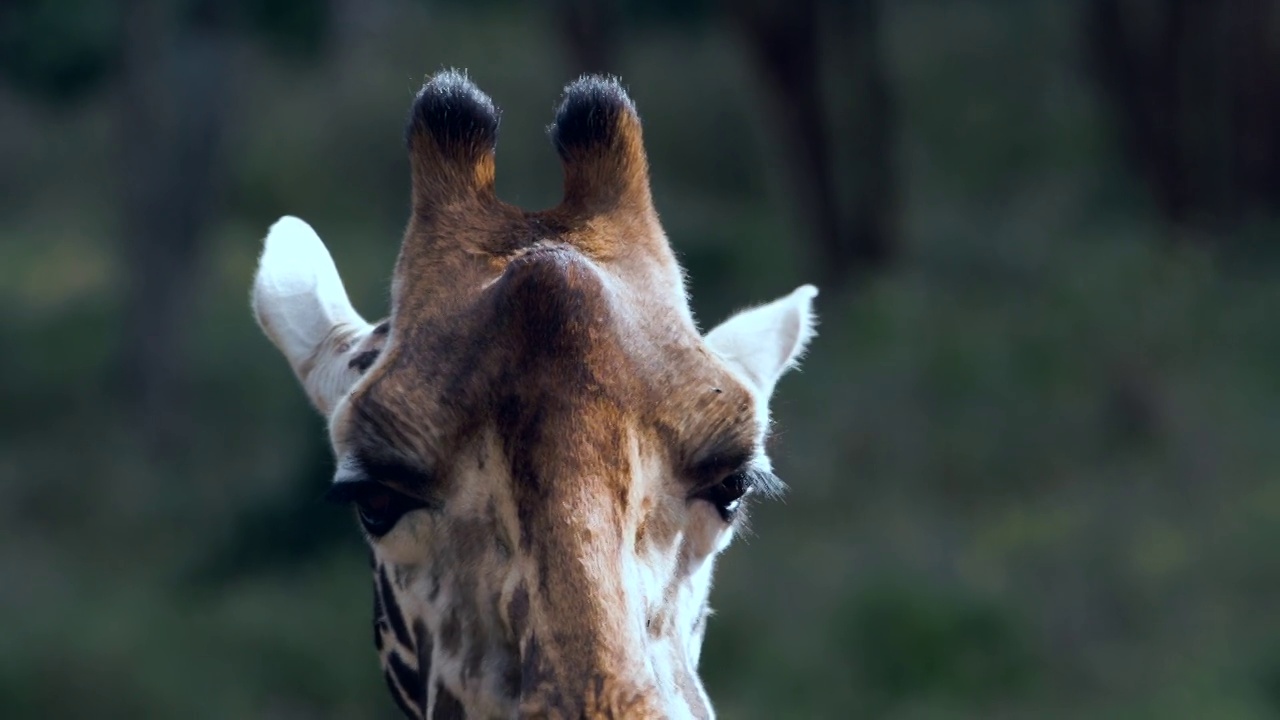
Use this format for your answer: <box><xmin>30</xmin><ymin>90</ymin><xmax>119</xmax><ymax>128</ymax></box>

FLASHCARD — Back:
<box><xmin>743</xmin><ymin>467</ymin><xmax>787</xmax><ymax>499</ymax></box>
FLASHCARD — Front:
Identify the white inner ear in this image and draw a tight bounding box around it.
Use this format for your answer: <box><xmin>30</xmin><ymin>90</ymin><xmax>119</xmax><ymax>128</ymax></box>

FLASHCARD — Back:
<box><xmin>252</xmin><ymin>216</ymin><xmax>374</xmax><ymax>415</ymax></box>
<box><xmin>704</xmin><ymin>284</ymin><xmax>818</xmax><ymax>399</ymax></box>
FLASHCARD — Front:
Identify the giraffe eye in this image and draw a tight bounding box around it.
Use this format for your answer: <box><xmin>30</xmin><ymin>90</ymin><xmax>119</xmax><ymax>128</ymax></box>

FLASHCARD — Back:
<box><xmin>691</xmin><ymin>466</ymin><xmax>784</xmax><ymax>523</ymax></box>
<box><xmin>326</xmin><ymin>480</ymin><xmax>427</xmax><ymax>537</ymax></box>
<box><xmin>697</xmin><ymin>472</ymin><xmax>750</xmax><ymax>521</ymax></box>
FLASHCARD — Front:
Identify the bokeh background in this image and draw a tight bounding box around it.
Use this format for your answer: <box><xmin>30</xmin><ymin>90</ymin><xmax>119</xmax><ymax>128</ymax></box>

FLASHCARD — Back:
<box><xmin>4</xmin><ymin>0</ymin><xmax>1280</xmax><ymax>718</ymax></box>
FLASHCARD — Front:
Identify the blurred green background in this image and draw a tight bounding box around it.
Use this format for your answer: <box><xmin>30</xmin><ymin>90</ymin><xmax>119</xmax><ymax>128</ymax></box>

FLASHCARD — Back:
<box><xmin>5</xmin><ymin>0</ymin><xmax>1280</xmax><ymax>718</ymax></box>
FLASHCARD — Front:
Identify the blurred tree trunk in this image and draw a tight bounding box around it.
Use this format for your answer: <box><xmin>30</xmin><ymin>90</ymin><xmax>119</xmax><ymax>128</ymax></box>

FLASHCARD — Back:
<box><xmin>1083</xmin><ymin>0</ymin><xmax>1280</xmax><ymax>233</ymax></box>
<box><xmin>116</xmin><ymin>0</ymin><xmax>233</xmax><ymax>457</ymax></box>
<box><xmin>726</xmin><ymin>0</ymin><xmax>895</xmax><ymax>289</ymax></box>
<box><xmin>835</xmin><ymin>0</ymin><xmax>898</xmax><ymax>282</ymax></box>
<box><xmin>550</xmin><ymin>0</ymin><xmax>621</xmax><ymax>77</ymax></box>
<box><xmin>1226</xmin><ymin>0</ymin><xmax>1280</xmax><ymax>211</ymax></box>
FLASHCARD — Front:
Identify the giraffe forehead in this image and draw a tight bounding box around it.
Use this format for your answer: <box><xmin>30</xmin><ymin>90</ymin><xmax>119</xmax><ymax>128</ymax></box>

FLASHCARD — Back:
<box><xmin>345</xmin><ymin>245</ymin><xmax>757</xmax><ymax>471</ymax></box>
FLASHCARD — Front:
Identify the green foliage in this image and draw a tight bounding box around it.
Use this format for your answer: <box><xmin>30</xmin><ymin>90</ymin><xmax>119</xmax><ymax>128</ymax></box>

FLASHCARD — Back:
<box><xmin>0</xmin><ymin>0</ymin><xmax>332</xmax><ymax>107</ymax></box>
<box><xmin>228</xmin><ymin>0</ymin><xmax>332</xmax><ymax>61</ymax></box>
<box><xmin>0</xmin><ymin>0</ymin><xmax>121</xmax><ymax>103</ymax></box>
<box><xmin>188</xmin><ymin>423</ymin><xmax>357</xmax><ymax>589</ymax></box>
<box><xmin>618</xmin><ymin>0</ymin><xmax>717</xmax><ymax>26</ymax></box>
<box><xmin>423</xmin><ymin>0</ymin><xmax>717</xmax><ymax>26</ymax></box>
<box><xmin>841</xmin><ymin>582</ymin><xmax>1036</xmax><ymax>709</ymax></box>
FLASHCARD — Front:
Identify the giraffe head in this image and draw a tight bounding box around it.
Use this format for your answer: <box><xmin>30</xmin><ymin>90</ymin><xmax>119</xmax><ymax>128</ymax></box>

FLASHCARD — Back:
<box><xmin>252</xmin><ymin>71</ymin><xmax>817</xmax><ymax>719</ymax></box>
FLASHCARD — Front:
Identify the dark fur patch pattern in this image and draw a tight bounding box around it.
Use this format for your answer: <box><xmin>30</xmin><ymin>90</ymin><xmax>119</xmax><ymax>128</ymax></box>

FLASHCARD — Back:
<box><xmin>432</xmin><ymin>681</ymin><xmax>467</xmax><ymax>720</ymax></box>
<box><xmin>379</xmin><ymin>565</ymin><xmax>414</xmax><ymax>649</ymax></box>
<box><xmin>349</xmin><ymin>349</ymin><xmax>380</xmax><ymax>373</ymax></box>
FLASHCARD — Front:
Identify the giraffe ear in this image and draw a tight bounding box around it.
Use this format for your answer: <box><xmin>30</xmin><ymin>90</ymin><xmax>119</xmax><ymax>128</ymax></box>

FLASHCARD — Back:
<box><xmin>252</xmin><ymin>215</ymin><xmax>374</xmax><ymax>415</ymax></box>
<box><xmin>704</xmin><ymin>285</ymin><xmax>818</xmax><ymax>399</ymax></box>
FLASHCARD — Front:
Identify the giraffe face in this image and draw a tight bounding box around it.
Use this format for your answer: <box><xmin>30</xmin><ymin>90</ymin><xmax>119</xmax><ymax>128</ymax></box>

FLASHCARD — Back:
<box><xmin>252</xmin><ymin>72</ymin><xmax>817</xmax><ymax>719</ymax></box>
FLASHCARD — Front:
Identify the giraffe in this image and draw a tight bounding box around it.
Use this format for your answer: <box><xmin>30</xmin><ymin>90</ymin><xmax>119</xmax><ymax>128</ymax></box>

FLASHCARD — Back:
<box><xmin>251</xmin><ymin>70</ymin><xmax>817</xmax><ymax>719</ymax></box>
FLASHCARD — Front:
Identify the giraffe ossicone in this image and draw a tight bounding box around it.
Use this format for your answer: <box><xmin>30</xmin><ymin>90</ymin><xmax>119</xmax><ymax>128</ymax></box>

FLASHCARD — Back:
<box><xmin>252</xmin><ymin>69</ymin><xmax>817</xmax><ymax>719</ymax></box>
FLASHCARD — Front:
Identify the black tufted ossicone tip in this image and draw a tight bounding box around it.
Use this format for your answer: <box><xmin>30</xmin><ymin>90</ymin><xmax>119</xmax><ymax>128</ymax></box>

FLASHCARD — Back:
<box><xmin>549</xmin><ymin>75</ymin><xmax>639</xmax><ymax>159</ymax></box>
<box><xmin>405</xmin><ymin>68</ymin><xmax>501</xmax><ymax>157</ymax></box>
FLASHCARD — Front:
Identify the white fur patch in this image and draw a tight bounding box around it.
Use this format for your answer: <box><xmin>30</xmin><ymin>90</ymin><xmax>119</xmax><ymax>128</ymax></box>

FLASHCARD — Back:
<box><xmin>704</xmin><ymin>284</ymin><xmax>818</xmax><ymax>399</ymax></box>
<box><xmin>252</xmin><ymin>215</ymin><xmax>373</xmax><ymax>414</ymax></box>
